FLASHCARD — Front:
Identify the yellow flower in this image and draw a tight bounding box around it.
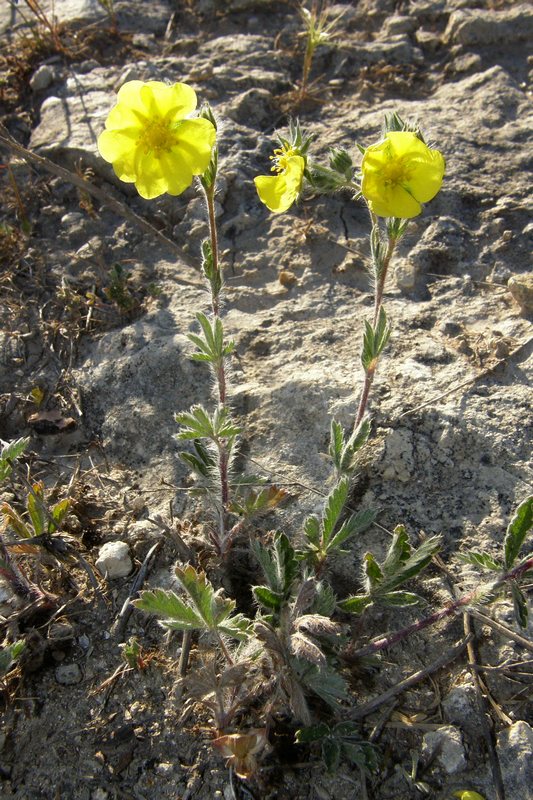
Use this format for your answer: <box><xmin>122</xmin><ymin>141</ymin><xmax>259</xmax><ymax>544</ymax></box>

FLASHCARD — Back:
<box><xmin>453</xmin><ymin>792</ymin><xmax>486</xmax><ymax>800</ymax></box>
<box><xmin>98</xmin><ymin>81</ymin><xmax>216</xmax><ymax>200</ymax></box>
<box><xmin>361</xmin><ymin>131</ymin><xmax>445</xmax><ymax>219</ymax></box>
<box><xmin>254</xmin><ymin>145</ymin><xmax>305</xmax><ymax>213</ymax></box>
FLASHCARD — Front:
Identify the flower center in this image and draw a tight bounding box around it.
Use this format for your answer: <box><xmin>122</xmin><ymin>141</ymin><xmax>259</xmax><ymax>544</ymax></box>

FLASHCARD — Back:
<box><xmin>138</xmin><ymin>118</ymin><xmax>178</xmax><ymax>158</ymax></box>
<box><xmin>270</xmin><ymin>145</ymin><xmax>298</xmax><ymax>174</ymax></box>
<box><xmin>381</xmin><ymin>156</ymin><xmax>413</xmax><ymax>187</ymax></box>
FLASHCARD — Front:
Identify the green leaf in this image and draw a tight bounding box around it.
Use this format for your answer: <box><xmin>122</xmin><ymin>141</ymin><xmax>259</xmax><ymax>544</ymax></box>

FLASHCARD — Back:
<box><xmin>50</xmin><ymin>498</ymin><xmax>70</xmax><ymax>529</ymax></box>
<box><xmin>0</xmin><ymin>437</ymin><xmax>30</xmax><ymax>482</ymax></box>
<box><xmin>327</xmin><ymin>508</ymin><xmax>377</xmax><ymax>552</ymax></box>
<box><xmin>135</xmin><ymin>567</ymin><xmax>253</xmax><ymax>641</ymax></box>
<box><xmin>380</xmin><ymin>535</ymin><xmax>440</xmax><ymax>592</ymax></box>
<box><xmin>338</xmin><ymin>594</ymin><xmax>373</xmax><ymax>614</ymax></box>
<box><xmin>312</xmin><ymin>581</ymin><xmax>337</xmax><ymax>617</ymax></box>
<box><xmin>27</xmin><ymin>483</ymin><xmax>46</xmax><ymax>536</ymax></box>
<box><xmin>510</xmin><ymin>582</ymin><xmax>528</xmax><ymax>629</ymax></box>
<box><xmin>252</xmin><ymin>532</ymin><xmax>299</xmax><ymax>599</ymax></box>
<box><xmin>303</xmin><ymin>515</ymin><xmax>321</xmax><ymax>547</ymax></box>
<box><xmin>363</xmin><ymin>552</ymin><xmax>383</xmax><ymax>589</ymax></box>
<box><xmin>323</xmin><ymin>737</ymin><xmax>342</xmax><ymax>773</ymax></box>
<box><xmin>252</xmin><ymin>585</ymin><xmax>282</xmax><ymax>611</ymax></box>
<box><xmin>297</xmin><ymin>661</ymin><xmax>350</xmax><ymax>709</ymax></box>
<box><xmin>382</xmin><ymin>525</ymin><xmax>411</xmax><ymax>576</ymax></box>
<box><xmin>457</xmin><ymin>551</ymin><xmax>502</xmax><ymax>572</ymax></box>
<box><xmin>134</xmin><ymin>588</ymin><xmax>204</xmax><ymax>631</ymax></box>
<box><xmin>329</xmin><ymin>420</ymin><xmax>344</xmax><ymax>466</ymax></box>
<box><xmin>361</xmin><ymin>307</ymin><xmax>391</xmax><ymax>372</ymax></box>
<box><xmin>378</xmin><ymin>591</ymin><xmax>424</xmax><ymax>607</ymax></box>
<box><xmin>504</xmin><ymin>496</ymin><xmax>532</xmax><ymax>569</ymax></box>
<box><xmin>295</xmin><ymin>723</ymin><xmax>330</xmax><ymax>744</ymax></box>
<box><xmin>322</xmin><ymin>478</ymin><xmax>350</xmax><ymax>546</ymax></box>
<box><xmin>0</xmin><ymin>640</ymin><xmax>25</xmax><ymax>676</ymax></box>
<box><xmin>175</xmin><ymin>405</ymin><xmax>240</xmax><ymax>441</ymax></box>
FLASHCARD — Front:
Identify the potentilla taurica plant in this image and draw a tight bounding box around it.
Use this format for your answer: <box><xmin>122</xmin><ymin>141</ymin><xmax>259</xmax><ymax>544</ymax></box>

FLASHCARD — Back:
<box><xmin>92</xmin><ymin>85</ymin><xmax>532</xmax><ymax>791</ymax></box>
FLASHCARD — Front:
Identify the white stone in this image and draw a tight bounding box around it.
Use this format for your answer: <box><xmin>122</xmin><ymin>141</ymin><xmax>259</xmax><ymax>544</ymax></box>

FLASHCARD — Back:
<box><xmin>497</xmin><ymin>721</ymin><xmax>533</xmax><ymax>800</ymax></box>
<box><xmin>422</xmin><ymin>725</ymin><xmax>467</xmax><ymax>774</ymax></box>
<box><xmin>30</xmin><ymin>65</ymin><xmax>55</xmax><ymax>92</ymax></box>
<box><xmin>95</xmin><ymin>541</ymin><xmax>132</xmax><ymax>579</ymax></box>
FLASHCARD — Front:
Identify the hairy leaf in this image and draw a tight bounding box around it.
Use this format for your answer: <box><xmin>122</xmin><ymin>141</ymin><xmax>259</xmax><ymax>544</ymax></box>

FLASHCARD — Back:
<box><xmin>322</xmin><ymin>478</ymin><xmax>350</xmax><ymax>546</ymax></box>
<box><xmin>457</xmin><ymin>551</ymin><xmax>501</xmax><ymax>572</ymax></box>
<box><xmin>380</xmin><ymin>536</ymin><xmax>441</xmax><ymax>592</ymax></box>
<box><xmin>252</xmin><ymin>585</ymin><xmax>282</xmax><ymax>612</ymax></box>
<box><xmin>312</xmin><ymin>581</ymin><xmax>337</xmax><ymax>617</ymax></box>
<box><xmin>289</xmin><ymin>632</ymin><xmax>326</xmax><ymax>667</ymax></box>
<box><xmin>27</xmin><ymin>482</ymin><xmax>46</xmax><ymax>537</ymax></box>
<box><xmin>382</xmin><ymin>525</ymin><xmax>411</xmax><ymax>576</ymax></box>
<box><xmin>303</xmin><ymin>515</ymin><xmax>321</xmax><ymax>547</ymax></box>
<box><xmin>504</xmin><ymin>495</ymin><xmax>532</xmax><ymax>569</ymax></box>
<box><xmin>134</xmin><ymin>587</ymin><xmax>203</xmax><ymax>631</ymax></box>
<box><xmin>0</xmin><ymin>438</ymin><xmax>29</xmax><ymax>482</ymax></box>
<box><xmin>510</xmin><ymin>582</ymin><xmax>528</xmax><ymax>629</ymax></box>
<box><xmin>295</xmin><ymin>723</ymin><xmax>330</xmax><ymax>744</ymax></box>
<box><xmin>338</xmin><ymin>594</ymin><xmax>373</xmax><ymax>614</ymax></box>
<box><xmin>363</xmin><ymin>552</ymin><xmax>383</xmax><ymax>590</ymax></box>
<box><xmin>328</xmin><ymin>507</ymin><xmax>377</xmax><ymax>552</ymax></box>
<box><xmin>379</xmin><ymin>591</ymin><xmax>424</xmax><ymax>607</ymax></box>
<box><xmin>252</xmin><ymin>532</ymin><xmax>298</xmax><ymax>599</ymax></box>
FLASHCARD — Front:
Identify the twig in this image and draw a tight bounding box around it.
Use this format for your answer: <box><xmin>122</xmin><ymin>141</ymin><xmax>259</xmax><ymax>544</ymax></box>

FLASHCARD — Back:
<box><xmin>399</xmin><ymin>337</ymin><xmax>532</xmax><ymax>418</ymax></box>
<box><xmin>349</xmin><ymin>635</ymin><xmax>472</xmax><ymax>720</ymax></box>
<box><xmin>111</xmin><ymin>542</ymin><xmax>161</xmax><ymax>641</ymax></box>
<box><xmin>467</xmin><ymin>607</ymin><xmax>533</xmax><ymax>654</ymax></box>
<box><xmin>463</xmin><ymin>613</ymin><xmax>506</xmax><ymax>800</ymax></box>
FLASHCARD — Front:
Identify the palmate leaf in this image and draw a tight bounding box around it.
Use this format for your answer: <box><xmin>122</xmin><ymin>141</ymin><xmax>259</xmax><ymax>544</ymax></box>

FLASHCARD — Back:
<box><xmin>504</xmin><ymin>495</ymin><xmax>532</xmax><ymax>569</ymax></box>
<box><xmin>175</xmin><ymin>405</ymin><xmax>241</xmax><ymax>441</ymax></box>
<box><xmin>135</xmin><ymin>566</ymin><xmax>253</xmax><ymax>641</ymax></box>
<box><xmin>328</xmin><ymin>508</ymin><xmax>377</xmax><ymax>552</ymax></box>
<box><xmin>457</xmin><ymin>551</ymin><xmax>502</xmax><ymax>572</ymax></box>
<box><xmin>0</xmin><ymin>437</ymin><xmax>30</xmax><ymax>482</ymax></box>
<box><xmin>322</xmin><ymin>478</ymin><xmax>350</xmax><ymax>546</ymax></box>
<box><xmin>379</xmin><ymin>535</ymin><xmax>441</xmax><ymax>593</ymax></box>
<box><xmin>189</xmin><ymin>312</ymin><xmax>235</xmax><ymax>365</ymax></box>
<box><xmin>328</xmin><ymin>418</ymin><xmax>371</xmax><ymax>475</ymax></box>
<box><xmin>361</xmin><ymin>307</ymin><xmax>391</xmax><ymax>372</ymax></box>
<box><xmin>296</xmin><ymin>659</ymin><xmax>350</xmax><ymax>709</ymax></box>
<box><xmin>252</xmin><ymin>532</ymin><xmax>298</xmax><ymax>599</ymax></box>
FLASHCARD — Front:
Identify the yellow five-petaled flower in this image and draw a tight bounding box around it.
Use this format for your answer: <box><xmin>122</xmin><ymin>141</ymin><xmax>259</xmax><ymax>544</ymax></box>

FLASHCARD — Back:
<box><xmin>361</xmin><ymin>131</ymin><xmax>445</xmax><ymax>219</ymax></box>
<box><xmin>98</xmin><ymin>80</ymin><xmax>216</xmax><ymax>200</ymax></box>
<box><xmin>254</xmin><ymin>145</ymin><xmax>305</xmax><ymax>214</ymax></box>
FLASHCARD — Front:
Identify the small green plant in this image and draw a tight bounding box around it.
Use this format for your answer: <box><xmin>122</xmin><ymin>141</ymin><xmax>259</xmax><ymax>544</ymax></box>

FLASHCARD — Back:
<box><xmin>291</xmin><ymin>1</ymin><xmax>345</xmax><ymax>107</ymax></box>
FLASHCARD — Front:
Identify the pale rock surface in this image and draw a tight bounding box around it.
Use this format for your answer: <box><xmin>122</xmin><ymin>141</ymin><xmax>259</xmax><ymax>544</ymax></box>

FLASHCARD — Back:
<box><xmin>422</xmin><ymin>726</ymin><xmax>467</xmax><ymax>774</ymax></box>
<box><xmin>95</xmin><ymin>541</ymin><xmax>133</xmax><ymax>579</ymax></box>
<box><xmin>496</xmin><ymin>721</ymin><xmax>533</xmax><ymax>800</ymax></box>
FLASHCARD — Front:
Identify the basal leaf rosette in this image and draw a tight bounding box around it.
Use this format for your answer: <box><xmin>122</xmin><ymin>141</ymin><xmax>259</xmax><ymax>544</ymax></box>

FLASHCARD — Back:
<box><xmin>254</xmin><ymin>145</ymin><xmax>305</xmax><ymax>214</ymax></box>
<box><xmin>361</xmin><ymin>131</ymin><xmax>445</xmax><ymax>219</ymax></box>
<box><xmin>98</xmin><ymin>81</ymin><xmax>216</xmax><ymax>200</ymax></box>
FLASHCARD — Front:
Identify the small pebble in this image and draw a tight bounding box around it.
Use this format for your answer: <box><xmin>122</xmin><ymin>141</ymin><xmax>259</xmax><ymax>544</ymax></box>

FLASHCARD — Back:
<box><xmin>279</xmin><ymin>269</ymin><xmax>297</xmax><ymax>288</ymax></box>
<box><xmin>55</xmin><ymin>663</ymin><xmax>83</xmax><ymax>685</ymax></box>
<box><xmin>95</xmin><ymin>541</ymin><xmax>133</xmax><ymax>579</ymax></box>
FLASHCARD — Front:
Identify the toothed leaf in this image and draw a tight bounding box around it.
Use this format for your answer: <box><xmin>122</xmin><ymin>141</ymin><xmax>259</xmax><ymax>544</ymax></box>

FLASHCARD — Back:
<box><xmin>504</xmin><ymin>496</ymin><xmax>532</xmax><ymax>569</ymax></box>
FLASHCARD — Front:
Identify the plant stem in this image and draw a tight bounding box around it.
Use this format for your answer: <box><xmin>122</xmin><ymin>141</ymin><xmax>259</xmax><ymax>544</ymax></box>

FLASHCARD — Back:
<box><xmin>347</xmin><ymin>557</ymin><xmax>533</xmax><ymax>660</ymax></box>
<box><xmin>202</xmin><ymin>183</ymin><xmax>230</xmax><ymax>546</ymax></box>
<box><xmin>353</xmin><ymin>224</ymin><xmax>398</xmax><ymax>431</ymax></box>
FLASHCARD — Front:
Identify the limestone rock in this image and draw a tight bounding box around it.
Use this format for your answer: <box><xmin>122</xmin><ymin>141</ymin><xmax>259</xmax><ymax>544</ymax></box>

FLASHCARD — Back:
<box><xmin>444</xmin><ymin>5</ymin><xmax>533</xmax><ymax>46</ymax></box>
<box><xmin>422</xmin><ymin>725</ymin><xmax>467</xmax><ymax>774</ymax></box>
<box><xmin>95</xmin><ymin>541</ymin><xmax>133</xmax><ymax>579</ymax></box>
<box><xmin>496</xmin><ymin>721</ymin><xmax>533</xmax><ymax>800</ymax></box>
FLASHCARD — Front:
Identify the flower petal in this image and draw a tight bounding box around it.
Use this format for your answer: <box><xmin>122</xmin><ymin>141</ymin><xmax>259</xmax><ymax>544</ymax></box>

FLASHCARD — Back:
<box><xmin>369</xmin><ymin>184</ymin><xmax>421</xmax><ymax>219</ymax></box>
<box><xmin>98</xmin><ymin>128</ymin><xmax>138</xmax><ymax>164</ymax></box>
<box><xmin>254</xmin><ymin>156</ymin><xmax>304</xmax><ymax>213</ymax></box>
<box><xmin>386</xmin><ymin>131</ymin><xmax>429</xmax><ymax>159</ymax></box>
<box><xmin>173</xmin><ymin>118</ymin><xmax>217</xmax><ymax>174</ymax></box>
<box><xmin>157</xmin><ymin>150</ymin><xmax>194</xmax><ymax>196</ymax></box>
<box><xmin>132</xmin><ymin>151</ymin><xmax>169</xmax><ymax>199</ymax></box>
<box><xmin>405</xmin><ymin>149</ymin><xmax>445</xmax><ymax>203</ymax></box>
<box><xmin>141</xmin><ymin>81</ymin><xmax>198</xmax><ymax>120</ymax></box>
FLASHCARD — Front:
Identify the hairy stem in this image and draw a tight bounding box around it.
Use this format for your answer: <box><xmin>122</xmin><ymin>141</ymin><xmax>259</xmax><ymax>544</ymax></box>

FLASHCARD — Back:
<box><xmin>353</xmin><ymin>225</ymin><xmax>398</xmax><ymax>431</ymax></box>
<box><xmin>347</xmin><ymin>557</ymin><xmax>533</xmax><ymax>660</ymax></box>
<box><xmin>202</xmin><ymin>184</ymin><xmax>230</xmax><ymax>546</ymax></box>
